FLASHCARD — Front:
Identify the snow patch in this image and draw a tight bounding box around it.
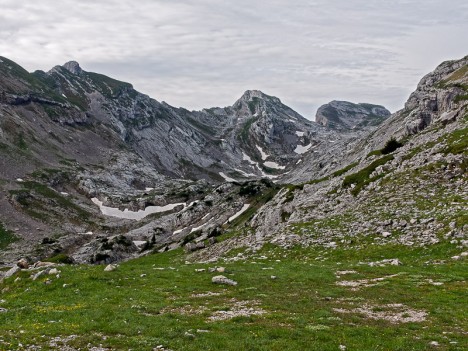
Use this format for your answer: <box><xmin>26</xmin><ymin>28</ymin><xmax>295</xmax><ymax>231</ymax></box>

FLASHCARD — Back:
<box><xmin>191</xmin><ymin>218</ymin><xmax>213</xmax><ymax>233</ymax></box>
<box><xmin>133</xmin><ymin>241</ymin><xmax>147</xmax><ymax>248</ymax></box>
<box><xmin>294</xmin><ymin>144</ymin><xmax>312</xmax><ymax>154</ymax></box>
<box><xmin>219</xmin><ymin>172</ymin><xmax>237</xmax><ymax>182</ymax></box>
<box><xmin>256</xmin><ymin>145</ymin><xmax>269</xmax><ymax>160</ymax></box>
<box><xmin>225</xmin><ymin>204</ymin><xmax>250</xmax><ymax>223</ymax></box>
<box><xmin>234</xmin><ymin>168</ymin><xmax>257</xmax><ymax>177</ymax></box>
<box><xmin>295</xmin><ymin>131</ymin><xmax>305</xmax><ymax>137</ymax></box>
<box><xmin>242</xmin><ymin>152</ymin><xmax>256</xmax><ymax>165</ymax></box>
<box><xmin>264</xmin><ymin>161</ymin><xmax>286</xmax><ymax>170</ymax></box>
<box><xmin>91</xmin><ymin>198</ymin><xmax>185</xmax><ymax>221</ymax></box>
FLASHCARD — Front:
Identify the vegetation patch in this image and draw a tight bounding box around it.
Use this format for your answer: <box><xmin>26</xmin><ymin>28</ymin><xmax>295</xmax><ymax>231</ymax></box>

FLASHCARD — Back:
<box><xmin>239</xmin><ymin>117</ymin><xmax>259</xmax><ymax>144</ymax></box>
<box><xmin>332</xmin><ymin>162</ymin><xmax>359</xmax><ymax>177</ymax></box>
<box><xmin>440</xmin><ymin>127</ymin><xmax>468</xmax><ymax>155</ymax></box>
<box><xmin>0</xmin><ymin>222</ymin><xmax>17</xmax><ymax>250</ymax></box>
<box><xmin>9</xmin><ymin>181</ymin><xmax>90</xmax><ymax>223</ymax></box>
<box><xmin>343</xmin><ymin>155</ymin><xmax>394</xmax><ymax>195</ymax></box>
<box><xmin>0</xmin><ymin>242</ymin><xmax>466</xmax><ymax>350</ymax></box>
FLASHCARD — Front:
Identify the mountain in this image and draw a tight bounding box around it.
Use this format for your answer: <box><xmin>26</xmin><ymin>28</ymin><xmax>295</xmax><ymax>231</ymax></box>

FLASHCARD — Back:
<box><xmin>1</xmin><ymin>54</ymin><xmax>465</xmax><ymax>267</ymax></box>
<box><xmin>315</xmin><ymin>100</ymin><xmax>390</xmax><ymax>131</ymax></box>
<box><xmin>196</xmin><ymin>55</ymin><xmax>468</xmax><ymax>261</ymax></box>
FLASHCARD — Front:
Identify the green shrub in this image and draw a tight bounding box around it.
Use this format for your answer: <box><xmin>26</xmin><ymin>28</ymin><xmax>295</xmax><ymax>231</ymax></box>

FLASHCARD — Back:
<box><xmin>381</xmin><ymin>138</ymin><xmax>403</xmax><ymax>154</ymax></box>
<box><xmin>281</xmin><ymin>210</ymin><xmax>291</xmax><ymax>222</ymax></box>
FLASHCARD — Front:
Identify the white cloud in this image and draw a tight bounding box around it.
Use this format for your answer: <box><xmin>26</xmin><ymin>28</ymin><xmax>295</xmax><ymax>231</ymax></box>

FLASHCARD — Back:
<box><xmin>0</xmin><ymin>0</ymin><xmax>467</xmax><ymax>118</ymax></box>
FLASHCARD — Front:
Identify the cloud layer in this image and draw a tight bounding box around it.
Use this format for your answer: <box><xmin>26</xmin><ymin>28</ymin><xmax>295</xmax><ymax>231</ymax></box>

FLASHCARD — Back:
<box><xmin>1</xmin><ymin>0</ymin><xmax>467</xmax><ymax>118</ymax></box>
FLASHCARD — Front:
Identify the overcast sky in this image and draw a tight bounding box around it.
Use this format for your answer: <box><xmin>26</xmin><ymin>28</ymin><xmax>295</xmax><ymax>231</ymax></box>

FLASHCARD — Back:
<box><xmin>1</xmin><ymin>0</ymin><xmax>467</xmax><ymax>118</ymax></box>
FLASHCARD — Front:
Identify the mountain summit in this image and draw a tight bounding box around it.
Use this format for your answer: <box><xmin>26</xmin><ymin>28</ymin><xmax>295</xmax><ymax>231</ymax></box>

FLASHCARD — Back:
<box><xmin>62</xmin><ymin>61</ymin><xmax>83</xmax><ymax>75</ymax></box>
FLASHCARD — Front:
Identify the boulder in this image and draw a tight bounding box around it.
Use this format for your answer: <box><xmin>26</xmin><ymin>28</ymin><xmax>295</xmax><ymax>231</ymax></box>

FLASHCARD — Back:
<box><xmin>4</xmin><ymin>266</ymin><xmax>21</xmax><ymax>279</ymax></box>
<box><xmin>212</xmin><ymin>275</ymin><xmax>237</xmax><ymax>286</ymax></box>
<box><xmin>104</xmin><ymin>264</ymin><xmax>118</xmax><ymax>272</ymax></box>
<box><xmin>17</xmin><ymin>258</ymin><xmax>29</xmax><ymax>269</ymax></box>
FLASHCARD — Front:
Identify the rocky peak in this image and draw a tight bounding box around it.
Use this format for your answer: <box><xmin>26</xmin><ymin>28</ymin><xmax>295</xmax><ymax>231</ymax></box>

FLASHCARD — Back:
<box><xmin>235</xmin><ymin>90</ymin><xmax>281</xmax><ymax>105</ymax></box>
<box><xmin>62</xmin><ymin>61</ymin><xmax>83</xmax><ymax>75</ymax></box>
<box><xmin>316</xmin><ymin>100</ymin><xmax>390</xmax><ymax>131</ymax></box>
<box><xmin>232</xmin><ymin>90</ymin><xmax>283</xmax><ymax>116</ymax></box>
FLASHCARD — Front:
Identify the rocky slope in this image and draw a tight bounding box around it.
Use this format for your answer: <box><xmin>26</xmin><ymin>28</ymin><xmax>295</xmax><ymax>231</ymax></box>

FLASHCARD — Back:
<box><xmin>316</xmin><ymin>100</ymin><xmax>390</xmax><ymax>131</ymax></box>
<box><xmin>190</xmin><ymin>55</ymin><xmax>467</xmax><ymax>262</ymax></box>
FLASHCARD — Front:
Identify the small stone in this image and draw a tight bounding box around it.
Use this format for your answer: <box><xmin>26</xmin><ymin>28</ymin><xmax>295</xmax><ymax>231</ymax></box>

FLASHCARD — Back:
<box><xmin>0</xmin><ymin>308</ymin><xmax>8</xmax><ymax>313</ymax></box>
<box><xmin>34</xmin><ymin>261</ymin><xmax>56</xmax><ymax>268</ymax></box>
<box><xmin>195</xmin><ymin>269</ymin><xmax>206</xmax><ymax>272</ymax></box>
<box><xmin>429</xmin><ymin>341</ymin><xmax>439</xmax><ymax>346</ymax></box>
<box><xmin>382</xmin><ymin>232</ymin><xmax>392</xmax><ymax>238</ymax></box>
<box><xmin>32</xmin><ymin>270</ymin><xmax>46</xmax><ymax>281</ymax></box>
<box><xmin>4</xmin><ymin>266</ymin><xmax>21</xmax><ymax>279</ymax></box>
<box><xmin>212</xmin><ymin>275</ymin><xmax>237</xmax><ymax>286</ymax></box>
<box><xmin>460</xmin><ymin>252</ymin><xmax>468</xmax><ymax>257</ymax></box>
<box><xmin>196</xmin><ymin>329</ymin><xmax>210</xmax><ymax>333</ymax></box>
<box><xmin>140</xmin><ymin>274</ymin><xmax>147</xmax><ymax>277</ymax></box>
<box><xmin>271</xmin><ymin>275</ymin><xmax>277</xmax><ymax>280</ymax></box>
<box><xmin>104</xmin><ymin>264</ymin><xmax>118</xmax><ymax>272</ymax></box>
<box><xmin>451</xmin><ymin>256</ymin><xmax>460</xmax><ymax>260</ymax></box>
<box><xmin>339</xmin><ymin>345</ymin><xmax>346</xmax><ymax>351</ymax></box>
<box><xmin>49</xmin><ymin>268</ymin><xmax>59</xmax><ymax>275</ymax></box>
<box><xmin>216</xmin><ymin>267</ymin><xmax>225</xmax><ymax>273</ymax></box>
<box><xmin>184</xmin><ymin>331</ymin><xmax>195</xmax><ymax>339</ymax></box>
<box><xmin>44</xmin><ymin>279</ymin><xmax>52</xmax><ymax>285</ymax></box>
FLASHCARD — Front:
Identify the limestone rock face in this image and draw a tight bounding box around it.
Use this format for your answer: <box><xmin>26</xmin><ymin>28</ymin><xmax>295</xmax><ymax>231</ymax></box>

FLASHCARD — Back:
<box><xmin>62</xmin><ymin>61</ymin><xmax>83</xmax><ymax>75</ymax></box>
<box><xmin>316</xmin><ymin>101</ymin><xmax>390</xmax><ymax>131</ymax></box>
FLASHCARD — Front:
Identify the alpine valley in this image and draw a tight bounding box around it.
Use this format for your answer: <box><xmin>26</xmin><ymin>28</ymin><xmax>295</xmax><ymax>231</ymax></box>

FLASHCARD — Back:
<box><xmin>0</xmin><ymin>55</ymin><xmax>466</xmax><ymax>351</ymax></box>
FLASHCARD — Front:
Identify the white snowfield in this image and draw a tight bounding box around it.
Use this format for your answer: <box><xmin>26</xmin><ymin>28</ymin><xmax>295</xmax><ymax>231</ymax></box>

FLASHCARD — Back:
<box><xmin>91</xmin><ymin>198</ymin><xmax>185</xmax><ymax>221</ymax></box>
<box><xmin>256</xmin><ymin>145</ymin><xmax>269</xmax><ymax>160</ymax></box>
<box><xmin>294</xmin><ymin>143</ymin><xmax>312</xmax><ymax>154</ymax></box>
<box><xmin>264</xmin><ymin>161</ymin><xmax>286</xmax><ymax>170</ymax></box>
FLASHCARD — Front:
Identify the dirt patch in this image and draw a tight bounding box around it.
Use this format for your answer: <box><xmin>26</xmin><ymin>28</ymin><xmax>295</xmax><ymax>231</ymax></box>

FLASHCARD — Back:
<box><xmin>334</xmin><ymin>303</ymin><xmax>427</xmax><ymax>323</ymax></box>
<box><xmin>160</xmin><ymin>305</ymin><xmax>207</xmax><ymax>316</ymax></box>
<box><xmin>208</xmin><ymin>299</ymin><xmax>266</xmax><ymax>322</ymax></box>
<box><xmin>336</xmin><ymin>274</ymin><xmax>400</xmax><ymax>291</ymax></box>
<box><xmin>191</xmin><ymin>291</ymin><xmax>224</xmax><ymax>298</ymax></box>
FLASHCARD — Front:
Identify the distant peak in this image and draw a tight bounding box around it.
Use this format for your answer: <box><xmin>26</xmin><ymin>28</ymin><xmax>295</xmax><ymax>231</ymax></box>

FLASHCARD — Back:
<box><xmin>236</xmin><ymin>90</ymin><xmax>281</xmax><ymax>104</ymax></box>
<box><xmin>240</xmin><ymin>90</ymin><xmax>268</xmax><ymax>100</ymax></box>
<box><xmin>62</xmin><ymin>61</ymin><xmax>83</xmax><ymax>75</ymax></box>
